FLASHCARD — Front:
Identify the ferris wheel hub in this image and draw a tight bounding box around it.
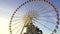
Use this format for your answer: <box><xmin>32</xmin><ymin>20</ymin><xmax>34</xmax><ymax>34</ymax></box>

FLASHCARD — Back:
<box><xmin>22</xmin><ymin>15</ymin><xmax>33</xmax><ymax>25</ymax></box>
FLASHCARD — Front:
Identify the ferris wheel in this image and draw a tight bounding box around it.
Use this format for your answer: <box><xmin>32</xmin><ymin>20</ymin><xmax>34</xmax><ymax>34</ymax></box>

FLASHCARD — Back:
<box><xmin>9</xmin><ymin>0</ymin><xmax>59</xmax><ymax>34</ymax></box>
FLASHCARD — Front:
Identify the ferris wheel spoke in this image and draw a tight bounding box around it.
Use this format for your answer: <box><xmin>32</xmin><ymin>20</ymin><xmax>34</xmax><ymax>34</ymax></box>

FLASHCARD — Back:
<box><xmin>39</xmin><ymin>7</ymin><xmax>55</xmax><ymax>16</ymax></box>
<box><xmin>15</xmin><ymin>25</ymin><xmax>22</xmax><ymax>34</ymax></box>
<box><xmin>13</xmin><ymin>16</ymin><xmax>21</xmax><ymax>18</ymax></box>
<box><xmin>39</xmin><ymin>3</ymin><xmax>50</xmax><ymax>11</ymax></box>
<box><xmin>39</xmin><ymin>18</ymin><xmax>55</xmax><ymax>24</ymax></box>
<box><xmin>12</xmin><ymin>18</ymin><xmax>21</xmax><ymax>22</ymax></box>
<box><xmin>12</xmin><ymin>22</ymin><xmax>20</xmax><ymax>26</ymax></box>
<box><xmin>40</xmin><ymin>19</ymin><xmax>56</xmax><ymax>24</ymax></box>
<box><xmin>39</xmin><ymin>10</ymin><xmax>53</xmax><ymax>16</ymax></box>
<box><xmin>37</xmin><ymin>10</ymin><xmax>56</xmax><ymax>19</ymax></box>
<box><xmin>33</xmin><ymin>18</ymin><xmax>56</xmax><ymax>24</ymax></box>
<box><xmin>12</xmin><ymin>24</ymin><xmax>21</xmax><ymax>31</ymax></box>
<box><xmin>36</xmin><ymin>15</ymin><xmax>56</xmax><ymax>21</ymax></box>
<box><xmin>20</xmin><ymin>25</ymin><xmax>25</xmax><ymax>34</ymax></box>
<box><xmin>39</xmin><ymin>16</ymin><xmax>56</xmax><ymax>18</ymax></box>
<box><xmin>33</xmin><ymin>19</ymin><xmax>53</xmax><ymax>31</ymax></box>
<box><xmin>15</xmin><ymin>29</ymin><xmax>20</xmax><ymax>34</ymax></box>
<box><xmin>39</xmin><ymin>7</ymin><xmax>52</xmax><ymax>14</ymax></box>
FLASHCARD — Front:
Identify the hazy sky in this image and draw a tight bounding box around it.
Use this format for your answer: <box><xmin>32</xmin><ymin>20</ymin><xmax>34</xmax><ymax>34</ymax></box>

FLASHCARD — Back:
<box><xmin>0</xmin><ymin>0</ymin><xmax>60</xmax><ymax>34</ymax></box>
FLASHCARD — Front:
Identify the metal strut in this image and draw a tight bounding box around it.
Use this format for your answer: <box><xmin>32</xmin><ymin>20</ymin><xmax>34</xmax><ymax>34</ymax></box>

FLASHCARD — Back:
<box><xmin>23</xmin><ymin>23</ymin><xmax>43</xmax><ymax>34</ymax></box>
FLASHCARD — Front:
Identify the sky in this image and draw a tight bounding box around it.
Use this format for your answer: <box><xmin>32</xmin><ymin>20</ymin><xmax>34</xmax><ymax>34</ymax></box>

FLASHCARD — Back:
<box><xmin>0</xmin><ymin>0</ymin><xmax>60</xmax><ymax>34</ymax></box>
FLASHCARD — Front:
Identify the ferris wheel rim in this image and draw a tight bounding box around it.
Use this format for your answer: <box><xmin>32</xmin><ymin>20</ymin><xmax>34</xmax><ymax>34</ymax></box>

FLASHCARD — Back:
<box><xmin>9</xmin><ymin>0</ymin><xmax>59</xmax><ymax>34</ymax></box>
